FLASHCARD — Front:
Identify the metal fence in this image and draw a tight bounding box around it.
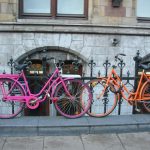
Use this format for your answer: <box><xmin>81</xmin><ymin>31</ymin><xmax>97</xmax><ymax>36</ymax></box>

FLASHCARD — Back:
<box><xmin>7</xmin><ymin>50</ymin><xmax>147</xmax><ymax>116</ymax></box>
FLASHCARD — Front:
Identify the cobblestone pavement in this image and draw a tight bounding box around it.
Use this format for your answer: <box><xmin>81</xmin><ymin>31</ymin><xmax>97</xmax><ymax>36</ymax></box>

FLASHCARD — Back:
<box><xmin>0</xmin><ymin>132</ymin><xmax>150</xmax><ymax>150</ymax></box>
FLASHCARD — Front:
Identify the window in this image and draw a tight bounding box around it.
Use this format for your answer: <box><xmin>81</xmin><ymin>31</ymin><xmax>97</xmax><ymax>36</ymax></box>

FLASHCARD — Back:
<box><xmin>19</xmin><ymin>0</ymin><xmax>88</xmax><ymax>18</ymax></box>
<box><xmin>137</xmin><ymin>0</ymin><xmax>150</xmax><ymax>20</ymax></box>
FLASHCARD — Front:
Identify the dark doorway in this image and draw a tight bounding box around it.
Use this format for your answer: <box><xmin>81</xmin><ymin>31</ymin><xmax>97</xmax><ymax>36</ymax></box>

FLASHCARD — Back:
<box><xmin>24</xmin><ymin>59</ymin><xmax>50</xmax><ymax>116</ymax></box>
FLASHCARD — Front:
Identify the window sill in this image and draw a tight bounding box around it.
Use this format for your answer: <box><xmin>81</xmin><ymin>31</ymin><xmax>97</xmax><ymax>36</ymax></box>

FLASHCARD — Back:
<box><xmin>16</xmin><ymin>18</ymin><xmax>90</xmax><ymax>25</ymax></box>
<box><xmin>137</xmin><ymin>17</ymin><xmax>150</xmax><ymax>23</ymax></box>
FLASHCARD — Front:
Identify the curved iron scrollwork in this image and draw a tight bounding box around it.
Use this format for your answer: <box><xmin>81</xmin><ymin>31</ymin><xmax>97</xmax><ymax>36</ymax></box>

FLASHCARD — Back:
<box><xmin>88</xmin><ymin>58</ymin><xmax>96</xmax><ymax>78</ymax></box>
<box><xmin>103</xmin><ymin>57</ymin><xmax>111</xmax><ymax>77</ymax></box>
<box><xmin>7</xmin><ymin>56</ymin><xmax>15</xmax><ymax>74</ymax></box>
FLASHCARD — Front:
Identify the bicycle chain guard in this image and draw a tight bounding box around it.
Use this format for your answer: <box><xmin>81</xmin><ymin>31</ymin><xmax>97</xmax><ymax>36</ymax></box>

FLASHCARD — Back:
<box><xmin>26</xmin><ymin>97</ymin><xmax>40</xmax><ymax>109</ymax></box>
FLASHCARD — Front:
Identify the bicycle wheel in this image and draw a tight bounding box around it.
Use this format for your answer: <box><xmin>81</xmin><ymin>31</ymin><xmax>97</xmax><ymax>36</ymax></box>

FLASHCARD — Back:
<box><xmin>141</xmin><ymin>82</ymin><xmax>150</xmax><ymax>112</ymax></box>
<box><xmin>54</xmin><ymin>79</ymin><xmax>92</xmax><ymax>118</ymax></box>
<box><xmin>87</xmin><ymin>78</ymin><xmax>118</xmax><ymax>117</ymax></box>
<box><xmin>0</xmin><ymin>78</ymin><xmax>25</xmax><ymax>118</ymax></box>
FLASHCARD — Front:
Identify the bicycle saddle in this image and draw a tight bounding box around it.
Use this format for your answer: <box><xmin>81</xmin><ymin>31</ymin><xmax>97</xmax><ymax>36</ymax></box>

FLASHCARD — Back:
<box><xmin>15</xmin><ymin>64</ymin><xmax>28</xmax><ymax>71</ymax></box>
<box><xmin>139</xmin><ymin>63</ymin><xmax>150</xmax><ymax>70</ymax></box>
<box><xmin>14</xmin><ymin>61</ymin><xmax>32</xmax><ymax>71</ymax></box>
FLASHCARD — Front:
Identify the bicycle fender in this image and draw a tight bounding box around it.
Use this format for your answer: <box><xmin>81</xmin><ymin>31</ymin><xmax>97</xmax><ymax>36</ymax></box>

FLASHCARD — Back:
<box><xmin>139</xmin><ymin>80</ymin><xmax>150</xmax><ymax>99</ymax></box>
<box><xmin>51</xmin><ymin>78</ymin><xmax>74</xmax><ymax>97</ymax></box>
<box><xmin>0</xmin><ymin>74</ymin><xmax>19</xmax><ymax>79</ymax></box>
<box><xmin>0</xmin><ymin>77</ymin><xmax>27</xmax><ymax>95</ymax></box>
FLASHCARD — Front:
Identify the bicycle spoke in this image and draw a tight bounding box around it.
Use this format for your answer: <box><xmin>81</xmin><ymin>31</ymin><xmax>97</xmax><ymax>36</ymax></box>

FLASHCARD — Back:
<box><xmin>54</xmin><ymin>79</ymin><xmax>92</xmax><ymax>118</ymax></box>
<box><xmin>0</xmin><ymin>78</ymin><xmax>25</xmax><ymax>118</ymax></box>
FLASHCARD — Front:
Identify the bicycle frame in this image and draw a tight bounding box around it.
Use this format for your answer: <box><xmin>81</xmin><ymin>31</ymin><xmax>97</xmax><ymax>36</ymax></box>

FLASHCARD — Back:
<box><xmin>104</xmin><ymin>68</ymin><xmax>150</xmax><ymax>103</ymax></box>
<box><xmin>0</xmin><ymin>67</ymin><xmax>73</xmax><ymax>109</ymax></box>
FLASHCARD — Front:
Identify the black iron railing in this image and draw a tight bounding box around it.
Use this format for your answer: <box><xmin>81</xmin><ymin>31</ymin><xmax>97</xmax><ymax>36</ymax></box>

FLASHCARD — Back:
<box><xmin>7</xmin><ymin>50</ymin><xmax>146</xmax><ymax>115</ymax></box>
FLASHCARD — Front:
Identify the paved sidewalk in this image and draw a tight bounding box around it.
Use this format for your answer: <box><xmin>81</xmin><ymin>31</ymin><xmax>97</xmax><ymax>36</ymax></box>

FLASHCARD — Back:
<box><xmin>0</xmin><ymin>114</ymin><xmax>150</xmax><ymax>136</ymax></box>
<box><xmin>0</xmin><ymin>132</ymin><xmax>150</xmax><ymax>150</ymax></box>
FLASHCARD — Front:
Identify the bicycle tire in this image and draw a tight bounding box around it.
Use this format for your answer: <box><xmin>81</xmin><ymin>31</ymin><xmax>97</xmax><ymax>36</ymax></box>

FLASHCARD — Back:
<box><xmin>141</xmin><ymin>82</ymin><xmax>150</xmax><ymax>112</ymax></box>
<box><xmin>0</xmin><ymin>78</ymin><xmax>25</xmax><ymax>118</ymax></box>
<box><xmin>87</xmin><ymin>78</ymin><xmax>118</xmax><ymax>117</ymax></box>
<box><xmin>54</xmin><ymin>79</ymin><xmax>92</xmax><ymax>118</ymax></box>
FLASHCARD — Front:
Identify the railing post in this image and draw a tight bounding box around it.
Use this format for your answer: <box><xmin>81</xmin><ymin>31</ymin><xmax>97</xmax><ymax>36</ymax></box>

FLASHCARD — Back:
<box><xmin>103</xmin><ymin>57</ymin><xmax>111</xmax><ymax>77</ymax></box>
<box><xmin>117</xmin><ymin>58</ymin><xmax>125</xmax><ymax>115</ymax></box>
<box><xmin>88</xmin><ymin>58</ymin><xmax>96</xmax><ymax>113</ymax></box>
<box><xmin>88</xmin><ymin>58</ymin><xmax>96</xmax><ymax>78</ymax></box>
<box><xmin>133</xmin><ymin>50</ymin><xmax>142</xmax><ymax>114</ymax></box>
<box><xmin>42</xmin><ymin>50</ymin><xmax>47</xmax><ymax>77</ymax></box>
<box><xmin>7</xmin><ymin>56</ymin><xmax>15</xmax><ymax>74</ymax></box>
<box><xmin>7</xmin><ymin>57</ymin><xmax>15</xmax><ymax>114</ymax></box>
<box><xmin>102</xmin><ymin>58</ymin><xmax>111</xmax><ymax>113</ymax></box>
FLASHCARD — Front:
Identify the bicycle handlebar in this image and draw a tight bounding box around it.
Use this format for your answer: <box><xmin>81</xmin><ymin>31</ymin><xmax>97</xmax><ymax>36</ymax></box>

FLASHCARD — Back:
<box><xmin>14</xmin><ymin>60</ymin><xmax>32</xmax><ymax>71</ymax></box>
<box><xmin>115</xmin><ymin>53</ymin><xmax>126</xmax><ymax>62</ymax></box>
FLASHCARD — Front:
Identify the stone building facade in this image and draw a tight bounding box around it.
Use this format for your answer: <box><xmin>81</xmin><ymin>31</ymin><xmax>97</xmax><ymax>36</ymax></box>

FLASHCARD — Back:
<box><xmin>0</xmin><ymin>0</ymin><xmax>150</xmax><ymax>116</ymax></box>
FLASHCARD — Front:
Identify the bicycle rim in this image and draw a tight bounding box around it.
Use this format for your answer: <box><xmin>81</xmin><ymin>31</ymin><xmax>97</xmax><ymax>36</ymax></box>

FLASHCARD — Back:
<box><xmin>141</xmin><ymin>82</ymin><xmax>150</xmax><ymax>112</ymax></box>
<box><xmin>87</xmin><ymin>79</ymin><xmax>118</xmax><ymax>117</ymax></box>
<box><xmin>54</xmin><ymin>79</ymin><xmax>92</xmax><ymax>118</ymax></box>
<box><xmin>0</xmin><ymin>78</ymin><xmax>25</xmax><ymax>118</ymax></box>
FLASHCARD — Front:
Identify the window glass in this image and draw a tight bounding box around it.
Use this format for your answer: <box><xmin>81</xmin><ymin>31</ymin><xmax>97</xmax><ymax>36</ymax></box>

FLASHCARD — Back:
<box><xmin>23</xmin><ymin>0</ymin><xmax>51</xmax><ymax>13</ymax></box>
<box><xmin>137</xmin><ymin>0</ymin><xmax>150</xmax><ymax>18</ymax></box>
<box><xmin>57</xmin><ymin>0</ymin><xmax>84</xmax><ymax>15</ymax></box>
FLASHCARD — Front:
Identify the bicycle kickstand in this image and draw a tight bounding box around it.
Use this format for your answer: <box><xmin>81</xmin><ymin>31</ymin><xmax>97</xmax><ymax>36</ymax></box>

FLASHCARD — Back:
<box><xmin>135</xmin><ymin>101</ymin><xmax>141</xmax><ymax>112</ymax></box>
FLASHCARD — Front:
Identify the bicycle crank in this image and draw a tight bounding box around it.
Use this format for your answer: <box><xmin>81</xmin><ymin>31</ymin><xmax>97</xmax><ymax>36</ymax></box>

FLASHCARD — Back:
<box><xmin>26</xmin><ymin>97</ymin><xmax>40</xmax><ymax>109</ymax></box>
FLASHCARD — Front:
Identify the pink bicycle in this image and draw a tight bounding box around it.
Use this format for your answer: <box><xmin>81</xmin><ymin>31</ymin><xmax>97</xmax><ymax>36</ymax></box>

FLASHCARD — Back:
<box><xmin>0</xmin><ymin>58</ymin><xmax>92</xmax><ymax>119</ymax></box>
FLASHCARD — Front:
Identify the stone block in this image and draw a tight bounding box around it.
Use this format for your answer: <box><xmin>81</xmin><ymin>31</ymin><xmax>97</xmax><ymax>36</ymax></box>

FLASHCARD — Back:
<box><xmin>0</xmin><ymin>52</ymin><xmax>9</xmax><ymax>65</ymax></box>
<box><xmin>0</xmin><ymin>14</ymin><xmax>15</xmax><ymax>21</ymax></box>
<box><xmin>122</xmin><ymin>0</ymin><xmax>133</xmax><ymax>7</ymax></box>
<box><xmin>22</xmin><ymin>33</ymin><xmax>35</xmax><ymax>40</ymax></box>
<box><xmin>121</xmin><ymin>36</ymin><xmax>145</xmax><ymax>48</ymax></box>
<box><xmin>44</xmin><ymin>136</ymin><xmax>84</xmax><ymax>150</ymax></box>
<box><xmin>105</xmin><ymin>5</ymin><xmax>126</xmax><ymax>17</ymax></box>
<box><xmin>93</xmin><ymin>0</ymin><xmax>100</xmax><ymax>6</ymax></box>
<box><xmin>100</xmin><ymin>0</ymin><xmax>108</xmax><ymax>6</ymax></box>
<box><xmin>108</xmin><ymin>17</ymin><xmax>122</xmax><ymax>25</ymax></box>
<box><xmin>34</xmin><ymin>33</ymin><xmax>60</xmax><ymax>47</ymax></box>
<box><xmin>121</xmin><ymin>17</ymin><xmax>136</xmax><ymax>25</ymax></box>
<box><xmin>0</xmin><ymin>0</ymin><xmax>9</xmax><ymax>3</ymax></box>
<box><xmin>126</xmin><ymin>8</ymin><xmax>134</xmax><ymax>17</ymax></box>
<box><xmin>81</xmin><ymin>134</ymin><xmax>124</xmax><ymax>150</ymax></box>
<box><xmin>23</xmin><ymin>39</ymin><xmax>36</xmax><ymax>49</ymax></box>
<box><xmin>0</xmin><ymin>137</ymin><xmax>5</xmax><ymax>149</ymax></box>
<box><xmin>84</xmin><ymin>34</ymin><xmax>109</xmax><ymax>47</ymax></box>
<box><xmin>9</xmin><ymin>0</ymin><xmax>17</xmax><ymax>3</ymax></box>
<box><xmin>80</xmin><ymin>46</ymin><xmax>92</xmax><ymax>60</ymax></box>
<box><xmin>91</xmin><ymin>16</ymin><xmax>108</xmax><ymax>24</ymax></box>
<box><xmin>0</xmin><ymin>45</ymin><xmax>14</xmax><ymax>54</ymax></box>
<box><xmin>118</xmin><ymin>132</ymin><xmax>150</xmax><ymax>150</ymax></box>
<box><xmin>13</xmin><ymin>45</ymin><xmax>26</xmax><ymax>59</ymax></box>
<box><xmin>72</xmin><ymin>34</ymin><xmax>83</xmax><ymax>41</ymax></box>
<box><xmin>0</xmin><ymin>33</ymin><xmax>22</xmax><ymax>44</ymax></box>
<box><xmin>59</xmin><ymin>34</ymin><xmax>71</xmax><ymax>48</ymax></box>
<box><xmin>3</xmin><ymin>136</ymin><xmax>43</xmax><ymax>149</ymax></box>
<box><xmin>70</xmin><ymin>40</ymin><xmax>83</xmax><ymax>52</ymax></box>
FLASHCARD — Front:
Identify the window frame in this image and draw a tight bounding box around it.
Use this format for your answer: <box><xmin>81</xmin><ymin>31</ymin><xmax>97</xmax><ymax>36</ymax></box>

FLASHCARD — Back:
<box><xmin>136</xmin><ymin>0</ymin><xmax>150</xmax><ymax>21</ymax></box>
<box><xmin>19</xmin><ymin>0</ymin><xmax>88</xmax><ymax>19</ymax></box>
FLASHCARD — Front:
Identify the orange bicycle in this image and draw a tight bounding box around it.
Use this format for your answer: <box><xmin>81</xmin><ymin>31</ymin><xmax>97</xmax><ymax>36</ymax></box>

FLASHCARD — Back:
<box><xmin>87</xmin><ymin>53</ymin><xmax>150</xmax><ymax>117</ymax></box>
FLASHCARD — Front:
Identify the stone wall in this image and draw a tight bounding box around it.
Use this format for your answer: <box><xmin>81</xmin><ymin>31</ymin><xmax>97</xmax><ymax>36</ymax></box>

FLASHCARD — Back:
<box><xmin>0</xmin><ymin>32</ymin><xmax>148</xmax><ymax>77</ymax></box>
